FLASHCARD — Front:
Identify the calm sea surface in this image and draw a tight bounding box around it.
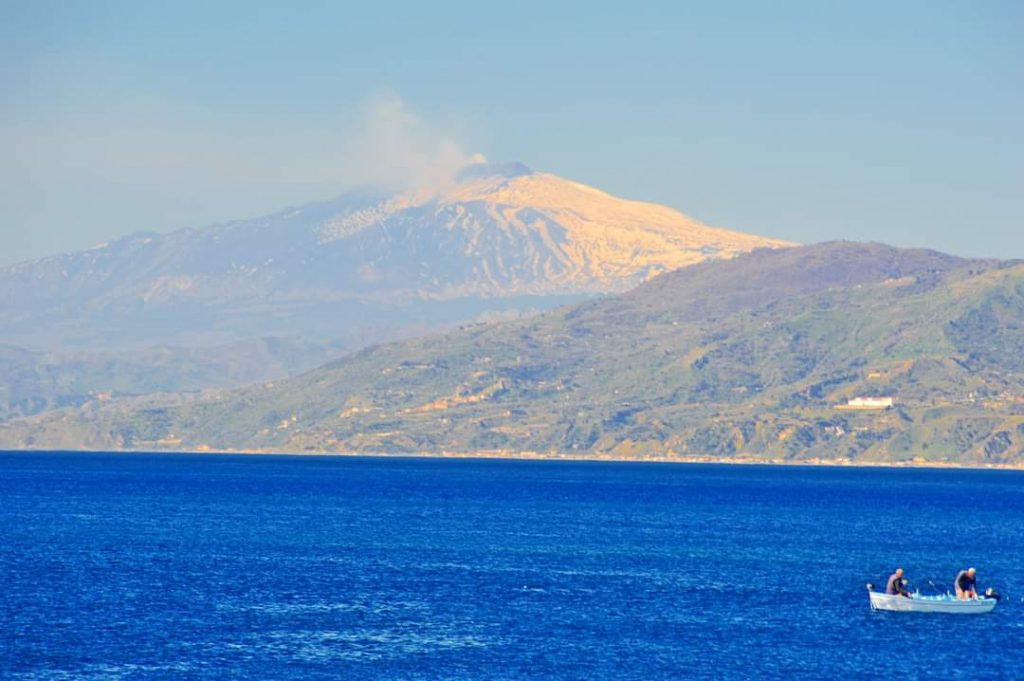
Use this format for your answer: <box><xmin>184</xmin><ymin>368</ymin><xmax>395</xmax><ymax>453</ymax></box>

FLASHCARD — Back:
<box><xmin>2</xmin><ymin>453</ymin><xmax>1023</xmax><ymax>680</ymax></box>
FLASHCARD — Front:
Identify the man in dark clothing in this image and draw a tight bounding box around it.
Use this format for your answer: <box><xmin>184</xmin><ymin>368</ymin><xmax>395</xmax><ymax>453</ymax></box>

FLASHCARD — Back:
<box><xmin>886</xmin><ymin>567</ymin><xmax>909</xmax><ymax>597</ymax></box>
<box><xmin>955</xmin><ymin>567</ymin><xmax>978</xmax><ymax>600</ymax></box>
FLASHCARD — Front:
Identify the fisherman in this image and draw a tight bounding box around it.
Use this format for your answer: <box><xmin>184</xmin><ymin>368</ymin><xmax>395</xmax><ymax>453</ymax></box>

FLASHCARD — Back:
<box><xmin>955</xmin><ymin>567</ymin><xmax>978</xmax><ymax>600</ymax></box>
<box><xmin>886</xmin><ymin>567</ymin><xmax>910</xmax><ymax>597</ymax></box>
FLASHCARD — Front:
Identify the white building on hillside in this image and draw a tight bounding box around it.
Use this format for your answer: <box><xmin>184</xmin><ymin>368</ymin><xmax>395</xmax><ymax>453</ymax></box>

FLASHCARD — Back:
<box><xmin>839</xmin><ymin>396</ymin><xmax>896</xmax><ymax>410</ymax></box>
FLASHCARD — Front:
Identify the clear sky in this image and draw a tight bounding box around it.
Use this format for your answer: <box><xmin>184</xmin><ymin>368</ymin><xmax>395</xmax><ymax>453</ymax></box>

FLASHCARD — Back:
<box><xmin>2</xmin><ymin>1</ymin><xmax>1021</xmax><ymax>265</ymax></box>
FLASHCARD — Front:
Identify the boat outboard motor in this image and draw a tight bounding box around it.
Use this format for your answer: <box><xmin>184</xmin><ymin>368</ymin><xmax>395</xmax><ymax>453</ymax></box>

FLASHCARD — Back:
<box><xmin>984</xmin><ymin>587</ymin><xmax>1002</xmax><ymax>601</ymax></box>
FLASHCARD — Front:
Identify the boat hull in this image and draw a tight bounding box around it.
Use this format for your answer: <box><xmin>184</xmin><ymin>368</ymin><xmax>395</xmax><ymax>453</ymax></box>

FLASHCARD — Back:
<box><xmin>868</xmin><ymin>591</ymin><xmax>996</xmax><ymax>614</ymax></box>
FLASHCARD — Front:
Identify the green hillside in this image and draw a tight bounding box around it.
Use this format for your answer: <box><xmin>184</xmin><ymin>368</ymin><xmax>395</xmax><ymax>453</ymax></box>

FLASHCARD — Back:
<box><xmin>4</xmin><ymin>242</ymin><xmax>1024</xmax><ymax>464</ymax></box>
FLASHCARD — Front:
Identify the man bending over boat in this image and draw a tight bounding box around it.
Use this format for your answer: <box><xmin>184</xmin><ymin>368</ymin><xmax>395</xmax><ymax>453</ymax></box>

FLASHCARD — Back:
<box><xmin>886</xmin><ymin>567</ymin><xmax>910</xmax><ymax>597</ymax></box>
<box><xmin>955</xmin><ymin>567</ymin><xmax>978</xmax><ymax>600</ymax></box>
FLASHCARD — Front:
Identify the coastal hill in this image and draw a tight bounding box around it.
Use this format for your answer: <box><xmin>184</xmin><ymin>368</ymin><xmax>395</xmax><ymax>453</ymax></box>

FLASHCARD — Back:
<box><xmin>5</xmin><ymin>242</ymin><xmax>1024</xmax><ymax>465</ymax></box>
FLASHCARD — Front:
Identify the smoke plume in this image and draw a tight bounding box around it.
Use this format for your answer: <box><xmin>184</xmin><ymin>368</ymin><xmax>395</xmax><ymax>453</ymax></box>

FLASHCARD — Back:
<box><xmin>342</xmin><ymin>92</ymin><xmax>486</xmax><ymax>194</ymax></box>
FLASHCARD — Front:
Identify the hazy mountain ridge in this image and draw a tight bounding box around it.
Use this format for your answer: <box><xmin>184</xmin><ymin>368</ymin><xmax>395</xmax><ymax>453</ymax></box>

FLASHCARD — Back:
<box><xmin>0</xmin><ymin>163</ymin><xmax>787</xmax><ymax>350</ymax></box>
<box><xmin>6</xmin><ymin>242</ymin><xmax>1024</xmax><ymax>464</ymax></box>
<box><xmin>0</xmin><ymin>338</ymin><xmax>349</xmax><ymax>423</ymax></box>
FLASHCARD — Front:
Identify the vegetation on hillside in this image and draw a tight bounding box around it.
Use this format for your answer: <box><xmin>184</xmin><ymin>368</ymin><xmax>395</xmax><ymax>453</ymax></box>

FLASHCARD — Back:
<box><xmin>4</xmin><ymin>242</ymin><xmax>1023</xmax><ymax>464</ymax></box>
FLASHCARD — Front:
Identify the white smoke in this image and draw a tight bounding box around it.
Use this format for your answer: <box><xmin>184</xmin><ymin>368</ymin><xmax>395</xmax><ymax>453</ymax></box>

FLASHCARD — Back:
<box><xmin>0</xmin><ymin>90</ymin><xmax>489</xmax><ymax>264</ymax></box>
<box><xmin>341</xmin><ymin>92</ymin><xmax>486</xmax><ymax>194</ymax></box>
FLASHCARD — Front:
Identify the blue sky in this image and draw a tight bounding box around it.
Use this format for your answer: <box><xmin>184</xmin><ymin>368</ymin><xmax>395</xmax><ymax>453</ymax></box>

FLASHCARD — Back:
<box><xmin>2</xmin><ymin>1</ymin><xmax>1021</xmax><ymax>265</ymax></box>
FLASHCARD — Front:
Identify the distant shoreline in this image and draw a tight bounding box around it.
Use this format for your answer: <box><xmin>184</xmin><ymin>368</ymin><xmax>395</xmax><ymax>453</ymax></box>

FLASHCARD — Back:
<box><xmin>2</xmin><ymin>447</ymin><xmax>1022</xmax><ymax>471</ymax></box>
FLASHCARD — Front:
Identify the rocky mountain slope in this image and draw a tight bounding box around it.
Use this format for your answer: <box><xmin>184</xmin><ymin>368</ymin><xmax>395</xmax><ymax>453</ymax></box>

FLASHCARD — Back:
<box><xmin>0</xmin><ymin>162</ymin><xmax>786</xmax><ymax>422</ymax></box>
<box><xmin>6</xmin><ymin>242</ymin><xmax>1024</xmax><ymax>465</ymax></box>
<box><xmin>0</xmin><ymin>162</ymin><xmax>786</xmax><ymax>351</ymax></box>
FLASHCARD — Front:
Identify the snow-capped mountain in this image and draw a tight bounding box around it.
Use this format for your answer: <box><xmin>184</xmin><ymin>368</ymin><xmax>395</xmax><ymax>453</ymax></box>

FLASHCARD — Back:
<box><xmin>0</xmin><ymin>162</ymin><xmax>790</xmax><ymax>350</ymax></box>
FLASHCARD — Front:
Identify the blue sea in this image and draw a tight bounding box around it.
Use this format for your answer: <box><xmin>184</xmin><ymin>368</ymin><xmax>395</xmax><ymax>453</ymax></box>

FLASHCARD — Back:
<box><xmin>2</xmin><ymin>453</ymin><xmax>1023</xmax><ymax>680</ymax></box>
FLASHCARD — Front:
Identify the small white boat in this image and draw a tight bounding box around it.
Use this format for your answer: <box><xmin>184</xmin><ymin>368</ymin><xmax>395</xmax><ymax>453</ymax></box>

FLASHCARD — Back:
<box><xmin>867</xmin><ymin>588</ymin><xmax>998</xmax><ymax>614</ymax></box>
